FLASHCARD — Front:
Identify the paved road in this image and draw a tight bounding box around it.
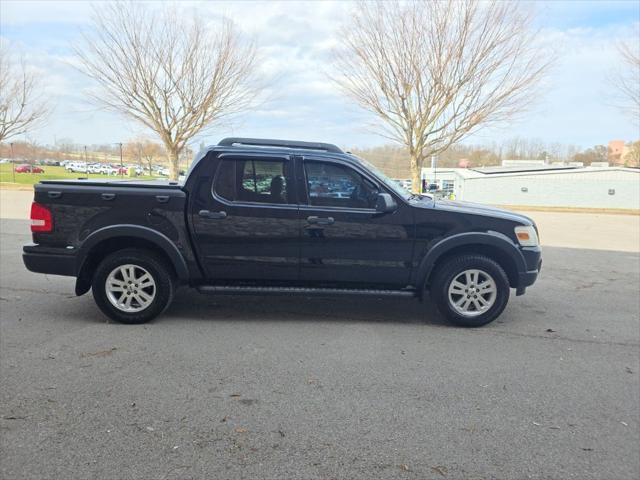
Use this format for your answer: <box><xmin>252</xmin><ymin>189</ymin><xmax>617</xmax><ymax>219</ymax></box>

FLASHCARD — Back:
<box><xmin>1</xmin><ymin>217</ymin><xmax>639</xmax><ymax>480</ymax></box>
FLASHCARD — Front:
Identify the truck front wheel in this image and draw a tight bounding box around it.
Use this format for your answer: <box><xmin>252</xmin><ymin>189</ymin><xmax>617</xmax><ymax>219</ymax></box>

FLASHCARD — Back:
<box><xmin>430</xmin><ymin>254</ymin><xmax>510</xmax><ymax>327</ymax></box>
<box><xmin>92</xmin><ymin>248</ymin><xmax>174</xmax><ymax>324</ymax></box>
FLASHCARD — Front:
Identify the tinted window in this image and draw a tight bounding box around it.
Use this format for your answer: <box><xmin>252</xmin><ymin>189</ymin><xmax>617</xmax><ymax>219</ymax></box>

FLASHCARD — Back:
<box><xmin>214</xmin><ymin>160</ymin><xmax>235</xmax><ymax>201</ymax></box>
<box><xmin>214</xmin><ymin>158</ymin><xmax>289</xmax><ymax>204</ymax></box>
<box><xmin>239</xmin><ymin>160</ymin><xmax>288</xmax><ymax>203</ymax></box>
<box><xmin>304</xmin><ymin>162</ymin><xmax>379</xmax><ymax>209</ymax></box>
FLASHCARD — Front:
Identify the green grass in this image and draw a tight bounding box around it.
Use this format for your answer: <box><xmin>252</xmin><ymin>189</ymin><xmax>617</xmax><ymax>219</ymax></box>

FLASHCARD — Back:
<box><xmin>0</xmin><ymin>164</ymin><xmax>161</xmax><ymax>186</ymax></box>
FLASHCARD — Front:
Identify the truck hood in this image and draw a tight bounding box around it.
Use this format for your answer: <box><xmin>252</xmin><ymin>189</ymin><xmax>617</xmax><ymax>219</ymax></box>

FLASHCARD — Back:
<box><xmin>414</xmin><ymin>198</ymin><xmax>534</xmax><ymax>226</ymax></box>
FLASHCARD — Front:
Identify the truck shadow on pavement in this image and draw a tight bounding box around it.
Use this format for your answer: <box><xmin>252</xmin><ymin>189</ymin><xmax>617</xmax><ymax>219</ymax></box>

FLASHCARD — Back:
<box><xmin>165</xmin><ymin>289</ymin><xmax>452</xmax><ymax>326</ymax></box>
<box><xmin>91</xmin><ymin>244</ymin><xmax>639</xmax><ymax>332</ymax></box>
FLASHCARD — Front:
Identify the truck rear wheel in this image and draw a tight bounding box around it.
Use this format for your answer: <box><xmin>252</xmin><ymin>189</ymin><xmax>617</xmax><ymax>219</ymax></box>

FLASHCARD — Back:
<box><xmin>430</xmin><ymin>254</ymin><xmax>510</xmax><ymax>327</ymax></box>
<box><xmin>92</xmin><ymin>248</ymin><xmax>174</xmax><ymax>324</ymax></box>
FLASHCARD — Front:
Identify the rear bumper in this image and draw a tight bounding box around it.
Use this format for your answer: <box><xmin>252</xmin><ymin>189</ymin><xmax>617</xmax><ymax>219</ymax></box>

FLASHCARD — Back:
<box><xmin>22</xmin><ymin>244</ymin><xmax>77</xmax><ymax>277</ymax></box>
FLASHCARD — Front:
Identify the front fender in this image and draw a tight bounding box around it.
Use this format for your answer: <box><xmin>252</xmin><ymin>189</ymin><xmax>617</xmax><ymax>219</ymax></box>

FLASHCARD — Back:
<box><xmin>414</xmin><ymin>231</ymin><xmax>527</xmax><ymax>288</ymax></box>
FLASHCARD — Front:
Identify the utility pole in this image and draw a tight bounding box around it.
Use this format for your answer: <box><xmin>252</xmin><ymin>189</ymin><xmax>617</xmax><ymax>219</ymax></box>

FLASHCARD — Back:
<box><xmin>10</xmin><ymin>143</ymin><xmax>15</xmax><ymax>183</ymax></box>
<box><xmin>84</xmin><ymin>145</ymin><xmax>88</xmax><ymax>177</ymax></box>
<box><xmin>118</xmin><ymin>142</ymin><xmax>123</xmax><ymax>176</ymax></box>
<box><xmin>431</xmin><ymin>154</ymin><xmax>437</xmax><ymax>192</ymax></box>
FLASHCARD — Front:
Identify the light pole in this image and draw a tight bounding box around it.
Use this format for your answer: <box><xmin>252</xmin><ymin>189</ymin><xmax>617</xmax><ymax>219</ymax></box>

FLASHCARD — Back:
<box><xmin>84</xmin><ymin>145</ymin><xmax>88</xmax><ymax>177</ymax></box>
<box><xmin>10</xmin><ymin>143</ymin><xmax>15</xmax><ymax>183</ymax></box>
<box><xmin>431</xmin><ymin>154</ymin><xmax>437</xmax><ymax>192</ymax></box>
<box><xmin>119</xmin><ymin>143</ymin><xmax>123</xmax><ymax>176</ymax></box>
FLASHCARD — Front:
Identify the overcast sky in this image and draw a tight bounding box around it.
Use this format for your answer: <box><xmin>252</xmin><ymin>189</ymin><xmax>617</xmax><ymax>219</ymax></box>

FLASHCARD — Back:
<box><xmin>1</xmin><ymin>0</ymin><xmax>638</xmax><ymax>151</ymax></box>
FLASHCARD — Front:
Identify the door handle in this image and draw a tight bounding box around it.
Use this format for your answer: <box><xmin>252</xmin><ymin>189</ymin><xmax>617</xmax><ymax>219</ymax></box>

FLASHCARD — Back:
<box><xmin>155</xmin><ymin>195</ymin><xmax>169</xmax><ymax>203</ymax></box>
<box><xmin>101</xmin><ymin>193</ymin><xmax>116</xmax><ymax>201</ymax></box>
<box><xmin>199</xmin><ymin>209</ymin><xmax>227</xmax><ymax>219</ymax></box>
<box><xmin>47</xmin><ymin>191</ymin><xmax>62</xmax><ymax>199</ymax></box>
<box><xmin>307</xmin><ymin>216</ymin><xmax>334</xmax><ymax>226</ymax></box>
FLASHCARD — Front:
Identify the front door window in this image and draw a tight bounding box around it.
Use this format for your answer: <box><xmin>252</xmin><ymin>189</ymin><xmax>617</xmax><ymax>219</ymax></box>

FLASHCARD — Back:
<box><xmin>304</xmin><ymin>161</ymin><xmax>378</xmax><ymax>209</ymax></box>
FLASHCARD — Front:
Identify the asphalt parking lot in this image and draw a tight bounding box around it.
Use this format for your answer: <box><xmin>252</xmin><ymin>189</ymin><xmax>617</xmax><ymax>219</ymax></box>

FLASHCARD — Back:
<box><xmin>1</xmin><ymin>194</ymin><xmax>639</xmax><ymax>479</ymax></box>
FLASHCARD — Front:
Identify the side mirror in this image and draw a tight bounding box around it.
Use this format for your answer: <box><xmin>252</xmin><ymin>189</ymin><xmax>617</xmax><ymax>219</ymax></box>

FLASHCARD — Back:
<box><xmin>375</xmin><ymin>193</ymin><xmax>397</xmax><ymax>214</ymax></box>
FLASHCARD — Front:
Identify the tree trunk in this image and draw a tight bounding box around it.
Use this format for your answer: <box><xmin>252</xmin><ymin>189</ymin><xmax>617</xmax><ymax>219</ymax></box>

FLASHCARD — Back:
<box><xmin>410</xmin><ymin>152</ymin><xmax>423</xmax><ymax>194</ymax></box>
<box><xmin>168</xmin><ymin>149</ymin><xmax>180</xmax><ymax>181</ymax></box>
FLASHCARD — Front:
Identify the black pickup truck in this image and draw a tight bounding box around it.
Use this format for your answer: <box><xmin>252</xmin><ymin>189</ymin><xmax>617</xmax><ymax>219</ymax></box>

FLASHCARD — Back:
<box><xmin>23</xmin><ymin>138</ymin><xmax>541</xmax><ymax>327</ymax></box>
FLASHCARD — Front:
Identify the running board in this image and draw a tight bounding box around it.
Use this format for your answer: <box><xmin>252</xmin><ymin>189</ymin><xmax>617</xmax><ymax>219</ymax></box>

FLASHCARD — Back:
<box><xmin>196</xmin><ymin>285</ymin><xmax>417</xmax><ymax>297</ymax></box>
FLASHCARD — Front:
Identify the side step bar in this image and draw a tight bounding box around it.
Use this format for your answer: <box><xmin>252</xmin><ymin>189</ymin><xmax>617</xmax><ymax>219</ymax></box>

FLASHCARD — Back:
<box><xmin>196</xmin><ymin>285</ymin><xmax>417</xmax><ymax>297</ymax></box>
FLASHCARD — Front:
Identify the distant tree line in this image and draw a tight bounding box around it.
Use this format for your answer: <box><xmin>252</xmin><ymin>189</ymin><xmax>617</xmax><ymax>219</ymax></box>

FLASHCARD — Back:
<box><xmin>351</xmin><ymin>138</ymin><xmax>639</xmax><ymax>178</ymax></box>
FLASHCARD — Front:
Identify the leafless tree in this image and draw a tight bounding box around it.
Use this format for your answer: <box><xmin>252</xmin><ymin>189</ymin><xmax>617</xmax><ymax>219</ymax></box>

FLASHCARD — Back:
<box><xmin>333</xmin><ymin>0</ymin><xmax>554</xmax><ymax>192</ymax></box>
<box><xmin>75</xmin><ymin>2</ymin><xmax>261</xmax><ymax>180</ymax></box>
<box><xmin>126</xmin><ymin>137</ymin><xmax>166</xmax><ymax>175</ymax></box>
<box><xmin>623</xmin><ymin>141</ymin><xmax>640</xmax><ymax>167</ymax></box>
<box><xmin>612</xmin><ymin>31</ymin><xmax>640</xmax><ymax>123</ymax></box>
<box><xmin>0</xmin><ymin>45</ymin><xmax>50</xmax><ymax>143</ymax></box>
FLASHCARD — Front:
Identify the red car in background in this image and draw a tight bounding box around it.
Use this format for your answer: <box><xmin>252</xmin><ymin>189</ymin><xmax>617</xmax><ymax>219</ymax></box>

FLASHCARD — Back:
<box><xmin>15</xmin><ymin>164</ymin><xmax>44</xmax><ymax>173</ymax></box>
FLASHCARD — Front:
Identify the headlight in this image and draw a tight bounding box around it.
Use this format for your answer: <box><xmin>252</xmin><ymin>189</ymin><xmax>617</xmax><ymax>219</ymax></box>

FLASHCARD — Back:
<box><xmin>514</xmin><ymin>225</ymin><xmax>539</xmax><ymax>247</ymax></box>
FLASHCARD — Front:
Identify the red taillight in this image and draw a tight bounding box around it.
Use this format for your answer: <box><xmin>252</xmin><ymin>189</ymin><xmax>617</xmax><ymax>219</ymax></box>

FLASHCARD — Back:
<box><xmin>30</xmin><ymin>202</ymin><xmax>53</xmax><ymax>233</ymax></box>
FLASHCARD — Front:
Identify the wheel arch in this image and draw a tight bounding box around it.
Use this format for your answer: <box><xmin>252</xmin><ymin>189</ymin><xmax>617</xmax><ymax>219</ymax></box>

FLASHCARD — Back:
<box><xmin>74</xmin><ymin>225</ymin><xmax>189</xmax><ymax>296</ymax></box>
<box><xmin>417</xmin><ymin>232</ymin><xmax>526</xmax><ymax>290</ymax></box>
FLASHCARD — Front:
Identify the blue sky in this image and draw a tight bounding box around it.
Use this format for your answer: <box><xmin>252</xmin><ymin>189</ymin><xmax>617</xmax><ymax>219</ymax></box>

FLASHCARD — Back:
<box><xmin>1</xmin><ymin>0</ymin><xmax>638</xmax><ymax>151</ymax></box>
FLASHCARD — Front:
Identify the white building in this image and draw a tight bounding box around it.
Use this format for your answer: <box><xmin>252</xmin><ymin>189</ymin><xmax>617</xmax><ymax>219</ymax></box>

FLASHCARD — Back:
<box><xmin>421</xmin><ymin>166</ymin><xmax>640</xmax><ymax>210</ymax></box>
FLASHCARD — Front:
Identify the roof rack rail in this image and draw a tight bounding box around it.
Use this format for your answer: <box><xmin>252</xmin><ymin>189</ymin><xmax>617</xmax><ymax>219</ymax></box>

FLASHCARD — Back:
<box><xmin>218</xmin><ymin>137</ymin><xmax>344</xmax><ymax>154</ymax></box>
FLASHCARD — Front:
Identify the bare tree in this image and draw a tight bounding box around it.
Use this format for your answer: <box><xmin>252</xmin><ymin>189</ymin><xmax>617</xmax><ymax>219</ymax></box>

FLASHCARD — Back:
<box><xmin>333</xmin><ymin>0</ymin><xmax>553</xmax><ymax>192</ymax></box>
<box><xmin>124</xmin><ymin>140</ymin><xmax>143</xmax><ymax>171</ymax></box>
<box><xmin>623</xmin><ymin>141</ymin><xmax>640</xmax><ymax>167</ymax></box>
<box><xmin>612</xmin><ymin>31</ymin><xmax>640</xmax><ymax>123</ymax></box>
<box><xmin>142</xmin><ymin>141</ymin><xmax>163</xmax><ymax>176</ymax></box>
<box><xmin>75</xmin><ymin>2</ymin><xmax>261</xmax><ymax>180</ymax></box>
<box><xmin>127</xmin><ymin>137</ymin><xmax>166</xmax><ymax>175</ymax></box>
<box><xmin>0</xmin><ymin>45</ymin><xmax>50</xmax><ymax>143</ymax></box>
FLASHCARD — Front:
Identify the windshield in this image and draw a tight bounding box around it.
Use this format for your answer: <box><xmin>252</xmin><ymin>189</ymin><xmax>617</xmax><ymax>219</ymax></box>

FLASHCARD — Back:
<box><xmin>352</xmin><ymin>155</ymin><xmax>413</xmax><ymax>200</ymax></box>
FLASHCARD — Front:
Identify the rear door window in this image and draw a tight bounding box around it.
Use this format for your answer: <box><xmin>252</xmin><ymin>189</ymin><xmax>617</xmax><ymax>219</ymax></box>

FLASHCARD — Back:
<box><xmin>213</xmin><ymin>158</ymin><xmax>291</xmax><ymax>205</ymax></box>
<box><xmin>214</xmin><ymin>159</ymin><xmax>236</xmax><ymax>201</ymax></box>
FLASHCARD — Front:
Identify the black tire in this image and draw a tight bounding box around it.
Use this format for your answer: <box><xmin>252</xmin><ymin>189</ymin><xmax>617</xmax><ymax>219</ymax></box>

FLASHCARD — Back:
<box><xmin>91</xmin><ymin>248</ymin><xmax>174</xmax><ymax>324</ymax></box>
<box><xmin>430</xmin><ymin>254</ymin><xmax>510</xmax><ymax>327</ymax></box>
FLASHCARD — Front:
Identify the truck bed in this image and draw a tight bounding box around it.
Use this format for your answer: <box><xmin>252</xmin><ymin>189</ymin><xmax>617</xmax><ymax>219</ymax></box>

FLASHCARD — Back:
<box><xmin>29</xmin><ymin>179</ymin><xmax>198</xmax><ymax>282</ymax></box>
<box><xmin>39</xmin><ymin>178</ymin><xmax>183</xmax><ymax>189</ymax></box>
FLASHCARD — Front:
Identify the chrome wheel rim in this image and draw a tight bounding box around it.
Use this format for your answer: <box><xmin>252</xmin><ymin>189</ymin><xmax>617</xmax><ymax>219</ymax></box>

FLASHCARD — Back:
<box><xmin>105</xmin><ymin>264</ymin><xmax>156</xmax><ymax>313</ymax></box>
<box><xmin>448</xmin><ymin>269</ymin><xmax>497</xmax><ymax>317</ymax></box>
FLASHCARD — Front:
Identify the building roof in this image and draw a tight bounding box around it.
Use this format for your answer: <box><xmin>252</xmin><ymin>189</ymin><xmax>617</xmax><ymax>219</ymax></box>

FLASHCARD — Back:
<box><xmin>472</xmin><ymin>165</ymin><xmax>580</xmax><ymax>175</ymax></box>
<box><xmin>422</xmin><ymin>165</ymin><xmax>639</xmax><ymax>180</ymax></box>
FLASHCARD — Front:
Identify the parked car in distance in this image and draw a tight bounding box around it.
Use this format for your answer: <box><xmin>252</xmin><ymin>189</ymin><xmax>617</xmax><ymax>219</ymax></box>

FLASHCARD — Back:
<box><xmin>98</xmin><ymin>165</ymin><xmax>116</xmax><ymax>175</ymax></box>
<box><xmin>23</xmin><ymin>137</ymin><xmax>541</xmax><ymax>327</ymax></box>
<box><xmin>395</xmin><ymin>179</ymin><xmax>412</xmax><ymax>191</ymax></box>
<box><xmin>87</xmin><ymin>163</ymin><xmax>104</xmax><ymax>174</ymax></box>
<box><xmin>65</xmin><ymin>162</ymin><xmax>88</xmax><ymax>173</ymax></box>
<box><xmin>15</xmin><ymin>164</ymin><xmax>44</xmax><ymax>173</ymax></box>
